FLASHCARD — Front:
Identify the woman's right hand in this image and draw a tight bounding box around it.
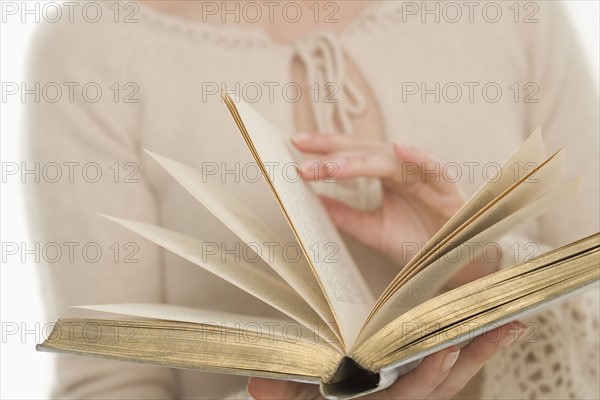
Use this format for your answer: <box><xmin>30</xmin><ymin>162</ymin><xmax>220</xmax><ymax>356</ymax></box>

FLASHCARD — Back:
<box><xmin>292</xmin><ymin>133</ymin><xmax>499</xmax><ymax>286</ymax></box>
<box><xmin>292</xmin><ymin>133</ymin><xmax>466</xmax><ymax>263</ymax></box>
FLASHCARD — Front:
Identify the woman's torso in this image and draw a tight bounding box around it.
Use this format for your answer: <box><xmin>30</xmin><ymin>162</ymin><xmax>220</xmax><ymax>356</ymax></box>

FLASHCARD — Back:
<box><xmin>118</xmin><ymin>2</ymin><xmax>530</xmax><ymax>396</ymax></box>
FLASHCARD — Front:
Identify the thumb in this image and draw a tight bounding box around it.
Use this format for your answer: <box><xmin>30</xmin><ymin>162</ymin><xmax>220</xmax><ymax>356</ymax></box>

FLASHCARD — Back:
<box><xmin>321</xmin><ymin>196</ymin><xmax>381</xmax><ymax>251</ymax></box>
<box><xmin>247</xmin><ymin>378</ymin><xmax>319</xmax><ymax>400</ymax></box>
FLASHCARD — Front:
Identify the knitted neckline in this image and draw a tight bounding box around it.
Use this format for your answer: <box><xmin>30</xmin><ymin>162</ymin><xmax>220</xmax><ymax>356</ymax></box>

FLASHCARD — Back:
<box><xmin>134</xmin><ymin>2</ymin><xmax>392</xmax><ymax>211</ymax></box>
<box><xmin>135</xmin><ymin>1</ymin><xmax>395</xmax><ymax>50</ymax></box>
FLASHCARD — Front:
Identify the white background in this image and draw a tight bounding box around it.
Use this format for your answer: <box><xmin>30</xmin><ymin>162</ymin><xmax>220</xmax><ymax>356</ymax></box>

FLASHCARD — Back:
<box><xmin>1</xmin><ymin>1</ymin><xmax>599</xmax><ymax>398</ymax></box>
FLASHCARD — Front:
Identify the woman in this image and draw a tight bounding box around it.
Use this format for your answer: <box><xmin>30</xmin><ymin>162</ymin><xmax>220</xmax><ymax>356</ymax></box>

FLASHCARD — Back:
<box><xmin>24</xmin><ymin>0</ymin><xmax>598</xmax><ymax>398</ymax></box>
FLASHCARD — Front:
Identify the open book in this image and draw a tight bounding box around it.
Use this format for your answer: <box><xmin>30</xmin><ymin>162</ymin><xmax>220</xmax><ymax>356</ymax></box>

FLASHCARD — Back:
<box><xmin>38</xmin><ymin>94</ymin><xmax>600</xmax><ymax>399</ymax></box>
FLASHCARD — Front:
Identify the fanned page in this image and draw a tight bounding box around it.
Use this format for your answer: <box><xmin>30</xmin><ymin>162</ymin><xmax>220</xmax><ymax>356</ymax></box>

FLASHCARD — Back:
<box><xmin>357</xmin><ymin>174</ymin><xmax>582</xmax><ymax>342</ymax></box>
<box><xmin>390</xmin><ymin>148</ymin><xmax>564</xmax><ymax>294</ymax></box>
<box><xmin>352</xmin><ymin>234</ymin><xmax>600</xmax><ymax>374</ymax></box>
<box><xmin>39</xmin><ymin>307</ymin><xmax>343</xmax><ymax>384</ymax></box>
<box><xmin>367</xmin><ymin>129</ymin><xmax>550</xmax><ymax>319</ymax></box>
<box><xmin>222</xmin><ymin>94</ymin><xmax>375</xmax><ymax>349</ymax></box>
<box><xmin>143</xmin><ymin>150</ymin><xmax>339</xmax><ymax>341</ymax></box>
<box><xmin>101</xmin><ymin>215</ymin><xmax>341</xmax><ymax>349</ymax></box>
<box><xmin>73</xmin><ymin>303</ymin><xmax>303</xmax><ymax>330</ymax></box>
<box><xmin>72</xmin><ymin>303</ymin><xmax>320</xmax><ymax>342</ymax></box>
<box><xmin>434</xmin><ymin>127</ymin><xmax>547</xmax><ymax>239</ymax></box>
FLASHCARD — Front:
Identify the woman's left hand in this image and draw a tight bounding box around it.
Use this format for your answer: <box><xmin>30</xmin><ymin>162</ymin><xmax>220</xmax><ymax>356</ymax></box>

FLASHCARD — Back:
<box><xmin>247</xmin><ymin>321</ymin><xmax>526</xmax><ymax>400</ymax></box>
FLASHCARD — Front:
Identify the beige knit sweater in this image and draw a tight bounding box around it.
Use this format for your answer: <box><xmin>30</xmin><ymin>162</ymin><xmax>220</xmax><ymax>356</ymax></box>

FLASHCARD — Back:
<box><xmin>24</xmin><ymin>1</ymin><xmax>599</xmax><ymax>399</ymax></box>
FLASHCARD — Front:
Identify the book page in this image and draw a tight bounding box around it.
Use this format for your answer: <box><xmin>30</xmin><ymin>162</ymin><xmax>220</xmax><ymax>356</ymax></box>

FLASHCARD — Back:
<box><xmin>356</xmin><ymin>175</ymin><xmax>582</xmax><ymax>344</ymax></box>
<box><xmin>435</xmin><ymin>127</ymin><xmax>547</xmax><ymax>238</ymax></box>
<box><xmin>372</xmin><ymin>149</ymin><xmax>564</xmax><ymax>315</ymax></box>
<box><xmin>73</xmin><ymin>303</ymin><xmax>328</xmax><ymax>346</ymax></box>
<box><xmin>368</xmin><ymin>134</ymin><xmax>564</xmax><ymax>312</ymax></box>
<box><xmin>101</xmin><ymin>215</ymin><xmax>342</xmax><ymax>349</ymax></box>
<box><xmin>144</xmin><ymin>150</ymin><xmax>337</xmax><ymax>333</ymax></box>
<box><xmin>352</xmin><ymin>234</ymin><xmax>599</xmax><ymax>370</ymax></box>
<box><xmin>223</xmin><ymin>95</ymin><xmax>374</xmax><ymax>349</ymax></box>
<box><xmin>411</xmin><ymin>149</ymin><xmax>563</xmax><ymax>274</ymax></box>
<box><xmin>379</xmin><ymin>129</ymin><xmax>547</xmax><ymax>301</ymax></box>
<box><xmin>367</xmin><ymin>267</ymin><xmax>598</xmax><ymax>376</ymax></box>
<box><xmin>403</xmin><ymin>149</ymin><xmax>564</xmax><ymax>283</ymax></box>
<box><xmin>39</xmin><ymin>315</ymin><xmax>343</xmax><ymax>383</ymax></box>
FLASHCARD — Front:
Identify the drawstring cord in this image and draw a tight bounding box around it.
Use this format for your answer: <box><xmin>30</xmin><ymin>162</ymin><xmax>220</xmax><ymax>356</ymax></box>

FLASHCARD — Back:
<box><xmin>294</xmin><ymin>31</ymin><xmax>382</xmax><ymax>211</ymax></box>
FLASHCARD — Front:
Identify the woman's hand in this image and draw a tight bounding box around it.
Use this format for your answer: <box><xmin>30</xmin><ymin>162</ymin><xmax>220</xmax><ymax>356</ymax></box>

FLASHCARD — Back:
<box><xmin>248</xmin><ymin>321</ymin><xmax>527</xmax><ymax>400</ymax></box>
<box><xmin>292</xmin><ymin>132</ymin><xmax>500</xmax><ymax>288</ymax></box>
<box><xmin>248</xmin><ymin>133</ymin><xmax>513</xmax><ymax>400</ymax></box>
<box><xmin>291</xmin><ymin>133</ymin><xmax>466</xmax><ymax>267</ymax></box>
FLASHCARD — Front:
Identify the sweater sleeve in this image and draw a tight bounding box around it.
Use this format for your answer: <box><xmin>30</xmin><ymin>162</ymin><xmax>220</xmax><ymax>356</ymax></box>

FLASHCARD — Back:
<box><xmin>481</xmin><ymin>3</ymin><xmax>599</xmax><ymax>399</ymax></box>
<box><xmin>22</xmin><ymin>12</ymin><xmax>178</xmax><ymax>399</ymax></box>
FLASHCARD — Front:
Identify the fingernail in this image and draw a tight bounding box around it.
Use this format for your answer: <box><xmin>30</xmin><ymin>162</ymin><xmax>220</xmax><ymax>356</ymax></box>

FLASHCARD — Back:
<box><xmin>514</xmin><ymin>323</ymin><xmax>528</xmax><ymax>342</ymax></box>
<box><xmin>392</xmin><ymin>143</ymin><xmax>405</xmax><ymax>159</ymax></box>
<box><xmin>292</xmin><ymin>132</ymin><xmax>313</xmax><ymax>142</ymax></box>
<box><xmin>246</xmin><ymin>380</ymin><xmax>254</xmax><ymax>399</ymax></box>
<box><xmin>499</xmin><ymin>327</ymin><xmax>522</xmax><ymax>348</ymax></box>
<box><xmin>441</xmin><ymin>349</ymin><xmax>460</xmax><ymax>372</ymax></box>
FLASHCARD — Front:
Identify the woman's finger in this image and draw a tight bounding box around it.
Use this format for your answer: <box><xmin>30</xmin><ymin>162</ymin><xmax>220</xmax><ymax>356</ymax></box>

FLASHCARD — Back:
<box><xmin>365</xmin><ymin>346</ymin><xmax>461</xmax><ymax>400</ymax></box>
<box><xmin>246</xmin><ymin>377</ymin><xmax>322</xmax><ymax>400</ymax></box>
<box><xmin>296</xmin><ymin>144</ymin><xmax>462</xmax><ymax>196</ymax></box>
<box><xmin>297</xmin><ymin>148</ymin><xmax>398</xmax><ymax>181</ymax></box>
<box><xmin>392</xmin><ymin>144</ymin><xmax>462</xmax><ymax>196</ymax></box>
<box><xmin>426</xmin><ymin>321</ymin><xmax>527</xmax><ymax>400</ymax></box>
<box><xmin>292</xmin><ymin>132</ymin><xmax>384</xmax><ymax>154</ymax></box>
<box><xmin>246</xmin><ymin>323</ymin><xmax>523</xmax><ymax>400</ymax></box>
<box><xmin>293</xmin><ymin>135</ymin><xmax>461</xmax><ymax>198</ymax></box>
